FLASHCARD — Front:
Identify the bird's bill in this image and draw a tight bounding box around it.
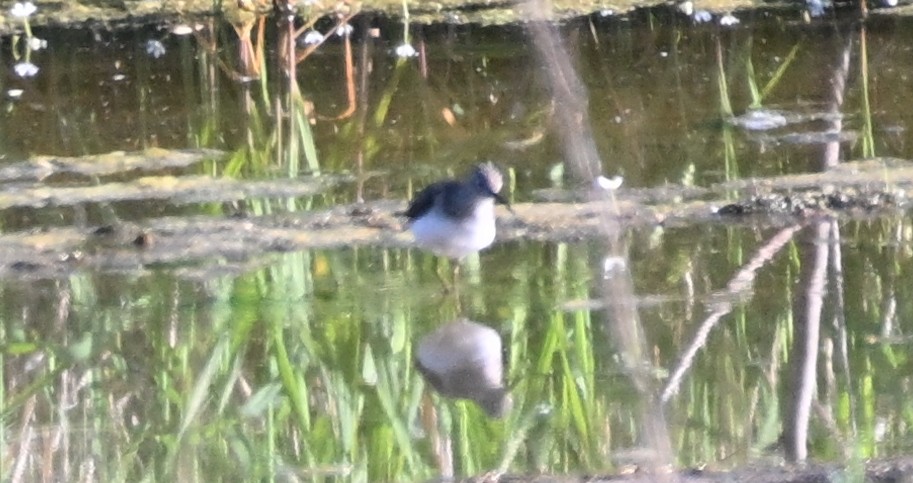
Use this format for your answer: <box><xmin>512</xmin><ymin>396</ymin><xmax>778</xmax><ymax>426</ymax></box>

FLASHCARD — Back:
<box><xmin>494</xmin><ymin>193</ymin><xmax>514</xmax><ymax>214</ymax></box>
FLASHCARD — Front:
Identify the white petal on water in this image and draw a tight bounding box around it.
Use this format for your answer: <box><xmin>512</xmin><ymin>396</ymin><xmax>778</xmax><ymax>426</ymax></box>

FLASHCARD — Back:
<box><xmin>692</xmin><ymin>10</ymin><xmax>713</xmax><ymax>22</ymax></box>
<box><xmin>719</xmin><ymin>13</ymin><xmax>740</xmax><ymax>26</ymax></box>
<box><xmin>27</xmin><ymin>37</ymin><xmax>47</xmax><ymax>50</ymax></box>
<box><xmin>603</xmin><ymin>256</ymin><xmax>627</xmax><ymax>277</ymax></box>
<box><xmin>145</xmin><ymin>39</ymin><xmax>166</xmax><ymax>58</ymax></box>
<box><xmin>595</xmin><ymin>175</ymin><xmax>623</xmax><ymax>191</ymax></box>
<box><xmin>548</xmin><ymin>163</ymin><xmax>564</xmax><ymax>185</ymax></box>
<box><xmin>302</xmin><ymin>30</ymin><xmax>324</xmax><ymax>45</ymax></box>
<box><xmin>730</xmin><ymin>109</ymin><xmax>788</xmax><ymax>131</ymax></box>
<box><xmin>171</xmin><ymin>24</ymin><xmax>194</xmax><ymax>36</ymax></box>
<box><xmin>806</xmin><ymin>0</ymin><xmax>831</xmax><ymax>16</ymax></box>
<box><xmin>10</xmin><ymin>2</ymin><xmax>37</xmax><ymax>18</ymax></box>
<box><xmin>677</xmin><ymin>1</ymin><xmax>694</xmax><ymax>15</ymax></box>
<box><xmin>14</xmin><ymin>62</ymin><xmax>39</xmax><ymax>78</ymax></box>
<box><xmin>394</xmin><ymin>43</ymin><xmax>417</xmax><ymax>58</ymax></box>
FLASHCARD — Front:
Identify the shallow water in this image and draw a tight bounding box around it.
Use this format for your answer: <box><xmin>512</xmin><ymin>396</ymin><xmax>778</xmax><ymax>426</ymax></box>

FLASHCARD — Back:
<box><xmin>3</xmin><ymin>9</ymin><xmax>913</xmax><ymax>482</ymax></box>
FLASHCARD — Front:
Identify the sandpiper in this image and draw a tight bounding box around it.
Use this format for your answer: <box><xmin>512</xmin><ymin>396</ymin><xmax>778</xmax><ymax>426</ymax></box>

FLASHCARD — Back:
<box><xmin>416</xmin><ymin>318</ymin><xmax>512</xmax><ymax>418</ymax></box>
<box><xmin>404</xmin><ymin>163</ymin><xmax>510</xmax><ymax>259</ymax></box>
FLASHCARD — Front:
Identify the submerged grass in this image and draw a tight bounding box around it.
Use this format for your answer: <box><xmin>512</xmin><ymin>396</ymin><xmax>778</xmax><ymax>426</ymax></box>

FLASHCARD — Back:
<box><xmin>4</xmin><ymin>10</ymin><xmax>913</xmax><ymax>483</ymax></box>
<box><xmin>2</xmin><ymin>219</ymin><xmax>913</xmax><ymax>481</ymax></box>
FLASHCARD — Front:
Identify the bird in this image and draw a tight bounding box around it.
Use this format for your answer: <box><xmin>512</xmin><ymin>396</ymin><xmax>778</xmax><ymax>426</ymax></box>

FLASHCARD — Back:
<box><xmin>415</xmin><ymin>318</ymin><xmax>512</xmax><ymax>418</ymax></box>
<box><xmin>404</xmin><ymin>163</ymin><xmax>511</xmax><ymax>259</ymax></box>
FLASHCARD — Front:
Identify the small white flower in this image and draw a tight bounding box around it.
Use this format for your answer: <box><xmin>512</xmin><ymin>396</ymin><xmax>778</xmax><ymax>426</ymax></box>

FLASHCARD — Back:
<box><xmin>535</xmin><ymin>403</ymin><xmax>552</xmax><ymax>415</ymax></box>
<box><xmin>7</xmin><ymin>89</ymin><xmax>24</xmax><ymax>99</ymax></box>
<box><xmin>170</xmin><ymin>24</ymin><xmax>194</xmax><ymax>36</ymax></box>
<box><xmin>27</xmin><ymin>37</ymin><xmax>47</xmax><ymax>50</ymax></box>
<box><xmin>874</xmin><ymin>417</ymin><xmax>888</xmax><ymax>442</ymax></box>
<box><xmin>719</xmin><ymin>13</ymin><xmax>740</xmax><ymax>26</ymax></box>
<box><xmin>112</xmin><ymin>73</ymin><xmax>126</xmax><ymax>81</ymax></box>
<box><xmin>301</xmin><ymin>30</ymin><xmax>324</xmax><ymax>45</ymax></box>
<box><xmin>335</xmin><ymin>23</ymin><xmax>353</xmax><ymax>37</ymax></box>
<box><xmin>692</xmin><ymin>10</ymin><xmax>713</xmax><ymax>22</ymax></box>
<box><xmin>14</xmin><ymin>62</ymin><xmax>39</xmax><ymax>78</ymax></box>
<box><xmin>603</xmin><ymin>256</ymin><xmax>627</xmax><ymax>278</ymax></box>
<box><xmin>599</xmin><ymin>8</ymin><xmax>614</xmax><ymax>16</ymax></box>
<box><xmin>594</xmin><ymin>175</ymin><xmax>623</xmax><ymax>191</ymax></box>
<box><xmin>145</xmin><ymin>39</ymin><xmax>166</xmax><ymax>58</ymax></box>
<box><xmin>394</xmin><ymin>43</ymin><xmax>417</xmax><ymax>58</ymax></box>
<box><xmin>10</xmin><ymin>1</ymin><xmax>37</xmax><ymax>18</ymax></box>
<box><xmin>676</xmin><ymin>1</ymin><xmax>694</xmax><ymax>15</ymax></box>
<box><xmin>806</xmin><ymin>0</ymin><xmax>830</xmax><ymax>16</ymax></box>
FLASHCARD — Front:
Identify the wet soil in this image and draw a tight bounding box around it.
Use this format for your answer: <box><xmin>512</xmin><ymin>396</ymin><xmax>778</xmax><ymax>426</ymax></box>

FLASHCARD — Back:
<box><xmin>491</xmin><ymin>455</ymin><xmax>913</xmax><ymax>482</ymax></box>
<box><xmin>0</xmin><ymin>0</ymin><xmax>781</xmax><ymax>34</ymax></box>
<box><xmin>2</xmin><ymin>156</ymin><xmax>912</xmax><ymax>281</ymax></box>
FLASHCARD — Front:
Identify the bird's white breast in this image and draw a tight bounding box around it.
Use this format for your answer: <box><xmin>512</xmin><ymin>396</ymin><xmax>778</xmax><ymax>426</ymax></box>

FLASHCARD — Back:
<box><xmin>410</xmin><ymin>199</ymin><xmax>497</xmax><ymax>259</ymax></box>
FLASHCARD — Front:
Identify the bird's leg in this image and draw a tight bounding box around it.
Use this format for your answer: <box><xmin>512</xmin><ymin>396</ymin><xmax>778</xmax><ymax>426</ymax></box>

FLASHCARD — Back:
<box><xmin>452</xmin><ymin>262</ymin><xmax>463</xmax><ymax>314</ymax></box>
<box><xmin>433</xmin><ymin>259</ymin><xmax>465</xmax><ymax>313</ymax></box>
<box><xmin>453</xmin><ymin>262</ymin><xmax>461</xmax><ymax>286</ymax></box>
<box><xmin>435</xmin><ymin>259</ymin><xmax>455</xmax><ymax>294</ymax></box>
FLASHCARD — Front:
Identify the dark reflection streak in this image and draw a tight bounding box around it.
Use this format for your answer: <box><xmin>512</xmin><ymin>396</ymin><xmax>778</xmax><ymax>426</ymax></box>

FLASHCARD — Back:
<box><xmin>660</xmin><ymin>225</ymin><xmax>802</xmax><ymax>404</ymax></box>
<box><xmin>354</xmin><ymin>17</ymin><xmax>374</xmax><ymax>203</ymax></box>
<box><xmin>54</xmin><ymin>280</ymin><xmax>73</xmax><ymax>476</ymax></box>
<box><xmin>12</xmin><ymin>392</ymin><xmax>38</xmax><ymax>480</ymax></box>
<box><xmin>419</xmin><ymin>36</ymin><xmax>429</xmax><ymax>80</ymax></box>
<box><xmin>525</xmin><ymin>3</ymin><xmax>602</xmax><ymax>183</ymax></box>
<box><xmin>822</xmin><ymin>33</ymin><xmax>851</xmax><ymax>171</ymax></box>
<box><xmin>526</xmin><ymin>0</ymin><xmax>673</xmax><ymax>473</ymax></box>
<box><xmin>825</xmin><ymin>32</ymin><xmax>856</xmax><ymax>445</ymax></box>
<box><xmin>241</xmin><ymin>85</ymin><xmax>255</xmax><ymax>149</ymax></box>
<box><xmin>783</xmin><ymin>28</ymin><xmax>852</xmax><ymax>464</ymax></box>
<box><xmin>783</xmin><ymin>222</ymin><xmax>829</xmax><ymax>463</ymax></box>
<box><xmin>280</xmin><ymin>14</ymin><xmax>298</xmax><ymax>97</ymax></box>
<box><xmin>420</xmin><ymin>393</ymin><xmax>453</xmax><ymax>478</ymax></box>
<box><xmin>276</xmin><ymin>15</ymin><xmax>295</xmax><ymax>165</ymax></box>
<box><xmin>192</xmin><ymin>19</ymin><xmax>243</xmax><ymax>139</ymax></box>
<box><xmin>204</xmin><ymin>19</ymin><xmax>219</xmax><ymax>127</ymax></box>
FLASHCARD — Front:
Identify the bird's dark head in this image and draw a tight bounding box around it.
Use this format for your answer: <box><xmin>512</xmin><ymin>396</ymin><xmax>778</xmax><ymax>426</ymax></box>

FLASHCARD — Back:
<box><xmin>471</xmin><ymin>162</ymin><xmax>511</xmax><ymax>208</ymax></box>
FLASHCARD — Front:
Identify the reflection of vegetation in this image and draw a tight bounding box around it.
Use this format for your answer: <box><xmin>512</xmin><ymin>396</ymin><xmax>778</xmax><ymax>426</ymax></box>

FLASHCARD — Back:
<box><xmin>5</xmin><ymin>220</ymin><xmax>913</xmax><ymax>479</ymax></box>
<box><xmin>715</xmin><ymin>37</ymin><xmax>740</xmax><ymax>186</ymax></box>
<box><xmin>199</xmin><ymin>1</ymin><xmax>362</xmax><ymax>183</ymax></box>
<box><xmin>745</xmin><ymin>42</ymin><xmax>800</xmax><ymax>109</ymax></box>
<box><xmin>858</xmin><ymin>27</ymin><xmax>875</xmax><ymax>158</ymax></box>
<box><xmin>5</xmin><ymin>10</ymin><xmax>913</xmax><ymax>483</ymax></box>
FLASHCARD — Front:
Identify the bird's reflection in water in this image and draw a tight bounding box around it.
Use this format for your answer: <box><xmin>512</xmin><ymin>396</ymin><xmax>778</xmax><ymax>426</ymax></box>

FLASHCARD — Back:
<box><xmin>415</xmin><ymin>319</ymin><xmax>512</xmax><ymax>418</ymax></box>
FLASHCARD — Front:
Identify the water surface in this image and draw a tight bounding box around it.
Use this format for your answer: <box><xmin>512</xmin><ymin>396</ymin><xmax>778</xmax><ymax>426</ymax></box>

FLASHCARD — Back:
<box><xmin>2</xmin><ymin>10</ymin><xmax>913</xmax><ymax>481</ymax></box>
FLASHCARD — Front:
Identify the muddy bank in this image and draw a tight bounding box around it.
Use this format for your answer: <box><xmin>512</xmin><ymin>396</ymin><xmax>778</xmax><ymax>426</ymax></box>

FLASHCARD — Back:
<box><xmin>0</xmin><ymin>0</ymin><xmax>777</xmax><ymax>34</ymax></box>
<box><xmin>491</xmin><ymin>455</ymin><xmax>913</xmax><ymax>482</ymax></box>
<box><xmin>1</xmin><ymin>157</ymin><xmax>911</xmax><ymax>280</ymax></box>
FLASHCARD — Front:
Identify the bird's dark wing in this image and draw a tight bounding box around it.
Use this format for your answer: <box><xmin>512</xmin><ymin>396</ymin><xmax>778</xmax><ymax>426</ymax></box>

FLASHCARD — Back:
<box><xmin>414</xmin><ymin>358</ymin><xmax>447</xmax><ymax>393</ymax></box>
<box><xmin>441</xmin><ymin>182</ymin><xmax>476</xmax><ymax>219</ymax></box>
<box><xmin>404</xmin><ymin>181</ymin><xmax>451</xmax><ymax>220</ymax></box>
